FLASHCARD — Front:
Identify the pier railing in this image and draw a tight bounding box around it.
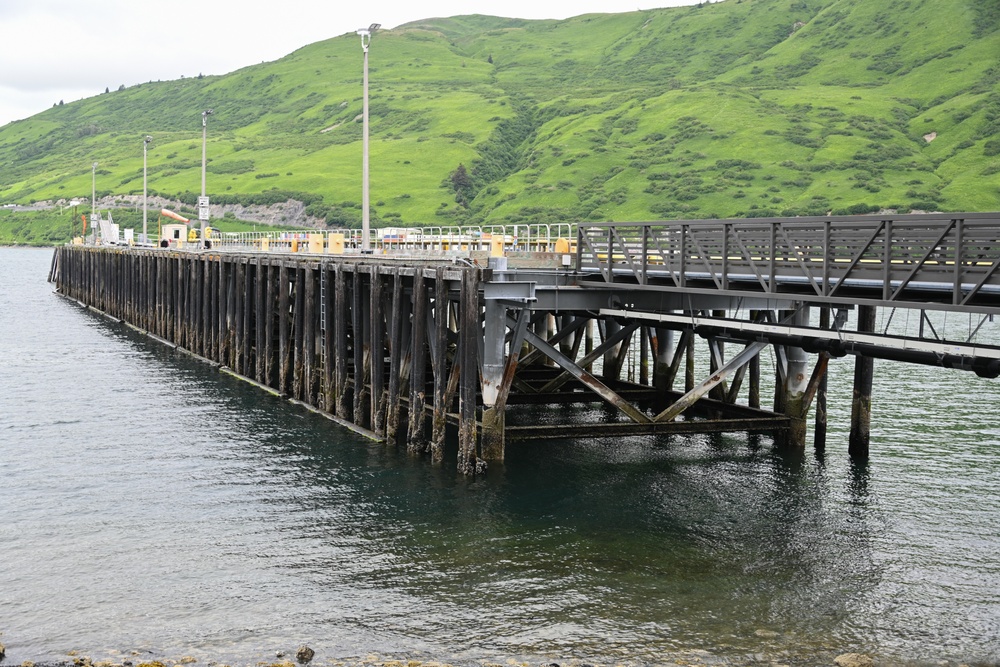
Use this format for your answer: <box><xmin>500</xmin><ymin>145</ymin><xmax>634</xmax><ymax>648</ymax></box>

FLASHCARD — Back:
<box><xmin>576</xmin><ymin>213</ymin><xmax>1000</xmax><ymax>308</ymax></box>
<box><xmin>168</xmin><ymin>223</ymin><xmax>577</xmax><ymax>254</ymax></box>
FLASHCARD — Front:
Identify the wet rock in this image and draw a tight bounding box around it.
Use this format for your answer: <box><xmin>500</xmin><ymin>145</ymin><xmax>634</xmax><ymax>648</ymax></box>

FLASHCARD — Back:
<box><xmin>295</xmin><ymin>647</ymin><xmax>315</xmax><ymax>664</ymax></box>
<box><xmin>834</xmin><ymin>653</ymin><xmax>874</xmax><ymax>667</ymax></box>
<box><xmin>754</xmin><ymin>629</ymin><xmax>780</xmax><ymax>638</ymax></box>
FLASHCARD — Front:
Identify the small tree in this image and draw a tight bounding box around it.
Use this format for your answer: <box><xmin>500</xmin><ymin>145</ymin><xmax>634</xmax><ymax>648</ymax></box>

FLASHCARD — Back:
<box><xmin>450</xmin><ymin>163</ymin><xmax>474</xmax><ymax>207</ymax></box>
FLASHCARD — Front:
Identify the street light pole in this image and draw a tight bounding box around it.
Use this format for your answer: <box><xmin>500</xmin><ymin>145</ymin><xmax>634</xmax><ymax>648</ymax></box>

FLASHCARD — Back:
<box><xmin>143</xmin><ymin>135</ymin><xmax>152</xmax><ymax>245</ymax></box>
<box><xmin>91</xmin><ymin>161</ymin><xmax>98</xmax><ymax>242</ymax></box>
<box><xmin>200</xmin><ymin>109</ymin><xmax>213</xmax><ymax>248</ymax></box>
<box><xmin>357</xmin><ymin>23</ymin><xmax>380</xmax><ymax>253</ymax></box>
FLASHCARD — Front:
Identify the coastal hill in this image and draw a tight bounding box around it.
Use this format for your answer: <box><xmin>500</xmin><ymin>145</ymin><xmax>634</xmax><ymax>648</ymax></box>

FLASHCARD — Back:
<box><xmin>1</xmin><ymin>0</ymin><xmax>998</xmax><ymax>232</ymax></box>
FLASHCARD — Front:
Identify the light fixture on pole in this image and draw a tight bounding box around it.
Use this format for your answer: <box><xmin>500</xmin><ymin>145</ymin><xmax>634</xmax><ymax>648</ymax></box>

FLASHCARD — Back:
<box><xmin>143</xmin><ymin>135</ymin><xmax>152</xmax><ymax>245</ymax></box>
<box><xmin>357</xmin><ymin>22</ymin><xmax>380</xmax><ymax>253</ymax></box>
<box><xmin>200</xmin><ymin>109</ymin><xmax>213</xmax><ymax>248</ymax></box>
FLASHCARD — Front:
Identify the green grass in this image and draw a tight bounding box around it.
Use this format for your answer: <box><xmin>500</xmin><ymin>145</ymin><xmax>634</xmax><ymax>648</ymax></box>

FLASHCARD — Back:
<box><xmin>1</xmin><ymin>0</ymin><xmax>998</xmax><ymax>243</ymax></box>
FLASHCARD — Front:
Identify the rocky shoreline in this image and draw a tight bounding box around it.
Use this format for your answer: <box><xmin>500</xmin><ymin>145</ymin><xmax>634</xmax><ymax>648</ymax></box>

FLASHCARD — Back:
<box><xmin>3</xmin><ymin>643</ymin><xmax>990</xmax><ymax>667</ymax></box>
<box><xmin>0</xmin><ymin>643</ymin><xmax>880</xmax><ymax>667</ymax></box>
<box><xmin>4</xmin><ymin>637</ymin><xmax>994</xmax><ymax>667</ymax></box>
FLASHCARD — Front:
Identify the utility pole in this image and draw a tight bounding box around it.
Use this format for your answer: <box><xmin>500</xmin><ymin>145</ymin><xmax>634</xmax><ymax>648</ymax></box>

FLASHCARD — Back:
<box><xmin>91</xmin><ymin>161</ymin><xmax>97</xmax><ymax>242</ymax></box>
<box><xmin>357</xmin><ymin>23</ymin><xmax>380</xmax><ymax>253</ymax></box>
<box><xmin>143</xmin><ymin>135</ymin><xmax>152</xmax><ymax>245</ymax></box>
<box><xmin>200</xmin><ymin>109</ymin><xmax>213</xmax><ymax>248</ymax></box>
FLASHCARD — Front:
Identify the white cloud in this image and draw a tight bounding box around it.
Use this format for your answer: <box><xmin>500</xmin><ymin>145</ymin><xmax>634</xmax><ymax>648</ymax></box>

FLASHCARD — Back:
<box><xmin>0</xmin><ymin>0</ymin><xmax>697</xmax><ymax>126</ymax></box>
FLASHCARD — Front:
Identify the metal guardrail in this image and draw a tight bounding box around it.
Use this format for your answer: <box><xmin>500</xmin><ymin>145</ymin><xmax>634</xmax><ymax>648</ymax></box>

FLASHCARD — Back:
<box><xmin>576</xmin><ymin>213</ymin><xmax>1000</xmax><ymax>308</ymax></box>
<box><xmin>200</xmin><ymin>223</ymin><xmax>575</xmax><ymax>254</ymax></box>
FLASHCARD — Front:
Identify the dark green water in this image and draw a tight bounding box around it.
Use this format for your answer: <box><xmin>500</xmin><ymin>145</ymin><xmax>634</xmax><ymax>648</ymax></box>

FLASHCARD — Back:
<box><xmin>2</xmin><ymin>247</ymin><xmax>998</xmax><ymax>666</ymax></box>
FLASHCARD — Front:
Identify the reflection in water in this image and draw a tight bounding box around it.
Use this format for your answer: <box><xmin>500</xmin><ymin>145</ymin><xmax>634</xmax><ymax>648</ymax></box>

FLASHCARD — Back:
<box><xmin>2</xmin><ymin>247</ymin><xmax>999</xmax><ymax>666</ymax></box>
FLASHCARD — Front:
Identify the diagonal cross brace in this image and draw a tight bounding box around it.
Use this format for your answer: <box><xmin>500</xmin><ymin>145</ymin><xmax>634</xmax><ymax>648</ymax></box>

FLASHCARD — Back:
<box><xmin>651</xmin><ymin>307</ymin><xmax>806</xmax><ymax>423</ymax></box>
<box><xmin>652</xmin><ymin>339</ymin><xmax>769</xmax><ymax>423</ymax></box>
<box><xmin>533</xmin><ymin>320</ymin><xmax>640</xmax><ymax>394</ymax></box>
<box><xmin>519</xmin><ymin>324</ymin><xmax>652</xmax><ymax>424</ymax></box>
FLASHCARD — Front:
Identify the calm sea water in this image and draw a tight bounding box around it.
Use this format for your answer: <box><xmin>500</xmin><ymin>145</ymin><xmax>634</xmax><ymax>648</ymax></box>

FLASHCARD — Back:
<box><xmin>2</xmin><ymin>246</ymin><xmax>998</xmax><ymax>666</ymax></box>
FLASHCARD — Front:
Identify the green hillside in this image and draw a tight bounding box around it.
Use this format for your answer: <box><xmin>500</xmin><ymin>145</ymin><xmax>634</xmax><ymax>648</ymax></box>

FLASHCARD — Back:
<box><xmin>1</xmin><ymin>0</ymin><xmax>998</xmax><ymax>241</ymax></box>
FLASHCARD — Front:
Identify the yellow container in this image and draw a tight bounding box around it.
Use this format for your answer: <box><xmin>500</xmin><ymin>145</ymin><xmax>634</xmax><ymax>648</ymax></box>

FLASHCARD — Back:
<box><xmin>328</xmin><ymin>232</ymin><xmax>345</xmax><ymax>255</ymax></box>
<box><xmin>490</xmin><ymin>235</ymin><xmax>505</xmax><ymax>258</ymax></box>
<box><xmin>308</xmin><ymin>233</ymin><xmax>324</xmax><ymax>253</ymax></box>
<box><xmin>261</xmin><ymin>238</ymin><xmax>270</xmax><ymax>251</ymax></box>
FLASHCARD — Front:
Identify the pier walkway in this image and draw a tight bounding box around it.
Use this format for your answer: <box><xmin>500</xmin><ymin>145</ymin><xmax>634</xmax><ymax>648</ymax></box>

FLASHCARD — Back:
<box><xmin>50</xmin><ymin>212</ymin><xmax>1000</xmax><ymax>473</ymax></box>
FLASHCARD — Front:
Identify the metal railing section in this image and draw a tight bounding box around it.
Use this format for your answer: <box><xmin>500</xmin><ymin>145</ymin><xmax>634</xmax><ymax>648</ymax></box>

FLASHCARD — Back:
<box><xmin>201</xmin><ymin>223</ymin><xmax>575</xmax><ymax>255</ymax></box>
<box><xmin>576</xmin><ymin>213</ymin><xmax>1000</xmax><ymax>307</ymax></box>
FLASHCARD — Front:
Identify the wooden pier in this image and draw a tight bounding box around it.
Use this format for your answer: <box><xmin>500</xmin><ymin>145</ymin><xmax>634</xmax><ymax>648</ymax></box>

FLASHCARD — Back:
<box><xmin>49</xmin><ymin>212</ymin><xmax>1000</xmax><ymax>472</ymax></box>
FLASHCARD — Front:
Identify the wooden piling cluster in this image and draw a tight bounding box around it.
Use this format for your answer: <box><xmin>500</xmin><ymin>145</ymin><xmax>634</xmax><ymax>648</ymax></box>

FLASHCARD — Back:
<box><xmin>52</xmin><ymin>245</ymin><xmax>488</xmax><ymax>473</ymax></box>
<box><xmin>51</xmin><ymin>244</ymin><xmax>855</xmax><ymax>470</ymax></box>
<box><xmin>50</xmin><ymin>214</ymin><xmax>1000</xmax><ymax>468</ymax></box>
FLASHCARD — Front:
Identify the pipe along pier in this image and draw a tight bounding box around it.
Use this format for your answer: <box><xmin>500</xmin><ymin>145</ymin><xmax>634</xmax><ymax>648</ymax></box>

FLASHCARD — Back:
<box><xmin>50</xmin><ymin>212</ymin><xmax>1000</xmax><ymax>473</ymax></box>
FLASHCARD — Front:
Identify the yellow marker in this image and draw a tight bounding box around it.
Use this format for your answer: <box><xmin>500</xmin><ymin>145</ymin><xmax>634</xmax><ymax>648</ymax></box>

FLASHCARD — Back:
<box><xmin>490</xmin><ymin>235</ymin><xmax>505</xmax><ymax>258</ymax></box>
<box><xmin>328</xmin><ymin>232</ymin><xmax>345</xmax><ymax>254</ymax></box>
<box><xmin>308</xmin><ymin>233</ymin><xmax>323</xmax><ymax>253</ymax></box>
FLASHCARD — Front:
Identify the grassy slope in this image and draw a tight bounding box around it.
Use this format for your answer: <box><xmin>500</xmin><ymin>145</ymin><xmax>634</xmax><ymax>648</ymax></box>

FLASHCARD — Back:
<box><xmin>0</xmin><ymin>0</ymin><xmax>997</xmax><ymax>241</ymax></box>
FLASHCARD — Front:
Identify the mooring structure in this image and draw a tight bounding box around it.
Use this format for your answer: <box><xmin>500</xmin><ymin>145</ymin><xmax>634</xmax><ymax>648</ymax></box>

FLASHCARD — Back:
<box><xmin>50</xmin><ymin>212</ymin><xmax>1000</xmax><ymax>473</ymax></box>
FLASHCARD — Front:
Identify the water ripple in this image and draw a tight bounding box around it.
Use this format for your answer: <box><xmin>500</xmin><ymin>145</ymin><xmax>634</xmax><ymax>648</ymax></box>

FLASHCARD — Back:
<box><xmin>2</xmin><ymin>248</ymin><xmax>998</xmax><ymax>666</ymax></box>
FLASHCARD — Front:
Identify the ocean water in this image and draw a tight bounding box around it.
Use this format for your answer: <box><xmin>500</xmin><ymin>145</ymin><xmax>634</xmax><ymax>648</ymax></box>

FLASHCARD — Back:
<box><xmin>1</xmin><ymin>246</ymin><xmax>998</xmax><ymax>666</ymax></box>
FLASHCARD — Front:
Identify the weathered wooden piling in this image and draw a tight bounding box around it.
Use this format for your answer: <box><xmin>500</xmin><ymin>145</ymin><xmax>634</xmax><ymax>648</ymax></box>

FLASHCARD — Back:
<box><xmin>52</xmin><ymin>246</ymin><xmax>492</xmax><ymax>466</ymax></box>
<box><xmin>52</xmin><ymin>242</ymin><xmax>843</xmax><ymax>472</ymax></box>
<box><xmin>849</xmin><ymin>305</ymin><xmax>877</xmax><ymax>459</ymax></box>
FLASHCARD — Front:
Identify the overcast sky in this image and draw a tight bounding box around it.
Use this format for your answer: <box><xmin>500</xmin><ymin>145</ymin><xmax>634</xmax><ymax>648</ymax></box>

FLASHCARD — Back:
<box><xmin>0</xmin><ymin>0</ymin><xmax>700</xmax><ymax>128</ymax></box>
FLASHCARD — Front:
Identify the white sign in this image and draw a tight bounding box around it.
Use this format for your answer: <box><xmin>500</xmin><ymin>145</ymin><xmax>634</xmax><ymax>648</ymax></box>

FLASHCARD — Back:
<box><xmin>198</xmin><ymin>196</ymin><xmax>210</xmax><ymax>221</ymax></box>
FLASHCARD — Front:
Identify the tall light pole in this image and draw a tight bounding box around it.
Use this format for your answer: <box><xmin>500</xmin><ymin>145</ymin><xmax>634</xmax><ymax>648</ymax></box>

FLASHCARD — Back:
<box><xmin>91</xmin><ymin>161</ymin><xmax>98</xmax><ymax>242</ymax></box>
<box><xmin>142</xmin><ymin>135</ymin><xmax>152</xmax><ymax>245</ymax></box>
<box><xmin>357</xmin><ymin>23</ymin><xmax>380</xmax><ymax>253</ymax></box>
<box><xmin>200</xmin><ymin>109</ymin><xmax>213</xmax><ymax>248</ymax></box>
